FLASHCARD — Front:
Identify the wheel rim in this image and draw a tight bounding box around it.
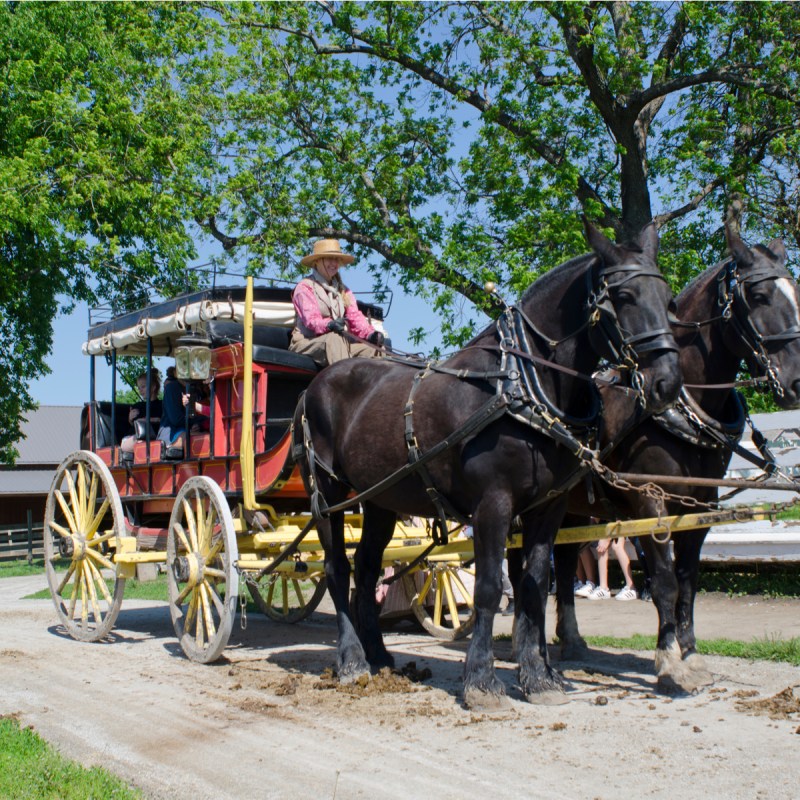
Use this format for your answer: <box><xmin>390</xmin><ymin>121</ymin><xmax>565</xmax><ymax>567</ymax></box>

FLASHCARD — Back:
<box><xmin>167</xmin><ymin>476</ymin><xmax>237</xmax><ymax>663</ymax></box>
<box><xmin>44</xmin><ymin>451</ymin><xmax>125</xmax><ymax>642</ymax></box>
<box><xmin>402</xmin><ymin>563</ymin><xmax>476</xmax><ymax>641</ymax></box>
<box><xmin>247</xmin><ymin>570</ymin><xmax>327</xmax><ymax>623</ymax></box>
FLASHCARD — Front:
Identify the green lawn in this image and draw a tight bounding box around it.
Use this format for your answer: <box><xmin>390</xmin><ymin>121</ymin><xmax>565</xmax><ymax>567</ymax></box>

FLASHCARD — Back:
<box><xmin>582</xmin><ymin>633</ymin><xmax>800</xmax><ymax>665</ymax></box>
<box><xmin>0</xmin><ymin>716</ymin><xmax>141</xmax><ymax>800</ymax></box>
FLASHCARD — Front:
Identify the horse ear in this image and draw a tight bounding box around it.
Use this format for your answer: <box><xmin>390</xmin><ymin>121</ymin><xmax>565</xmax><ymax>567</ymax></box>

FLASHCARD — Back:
<box><xmin>582</xmin><ymin>217</ymin><xmax>618</xmax><ymax>263</ymax></box>
<box><xmin>637</xmin><ymin>222</ymin><xmax>659</xmax><ymax>260</ymax></box>
<box><xmin>724</xmin><ymin>220</ymin><xmax>754</xmax><ymax>268</ymax></box>
<box><xmin>765</xmin><ymin>238</ymin><xmax>788</xmax><ymax>267</ymax></box>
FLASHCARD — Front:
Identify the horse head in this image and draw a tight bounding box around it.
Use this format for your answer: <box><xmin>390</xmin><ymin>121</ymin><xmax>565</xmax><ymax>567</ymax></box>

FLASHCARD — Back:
<box><xmin>583</xmin><ymin>220</ymin><xmax>681</xmax><ymax>414</ymax></box>
<box><xmin>722</xmin><ymin>222</ymin><xmax>800</xmax><ymax>408</ymax></box>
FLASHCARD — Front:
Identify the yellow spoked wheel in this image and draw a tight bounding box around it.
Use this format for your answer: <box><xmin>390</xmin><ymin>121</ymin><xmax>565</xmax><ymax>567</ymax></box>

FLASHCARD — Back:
<box><xmin>402</xmin><ymin>562</ymin><xmax>476</xmax><ymax>641</ymax></box>
<box><xmin>167</xmin><ymin>476</ymin><xmax>238</xmax><ymax>663</ymax></box>
<box><xmin>43</xmin><ymin>450</ymin><xmax>125</xmax><ymax>642</ymax></box>
<box><xmin>247</xmin><ymin>569</ymin><xmax>327</xmax><ymax>624</ymax></box>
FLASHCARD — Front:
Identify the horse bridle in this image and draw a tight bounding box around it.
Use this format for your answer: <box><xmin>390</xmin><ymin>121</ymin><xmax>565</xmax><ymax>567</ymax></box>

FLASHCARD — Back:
<box><xmin>717</xmin><ymin>259</ymin><xmax>800</xmax><ymax>398</ymax></box>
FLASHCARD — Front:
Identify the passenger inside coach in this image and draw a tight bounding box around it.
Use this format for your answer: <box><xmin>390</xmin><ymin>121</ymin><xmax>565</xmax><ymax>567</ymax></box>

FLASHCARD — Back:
<box><xmin>120</xmin><ymin>368</ymin><xmax>162</xmax><ymax>454</ymax></box>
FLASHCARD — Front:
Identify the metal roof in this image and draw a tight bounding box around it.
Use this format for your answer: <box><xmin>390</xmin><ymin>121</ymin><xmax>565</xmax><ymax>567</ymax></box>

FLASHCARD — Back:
<box><xmin>0</xmin><ymin>469</ymin><xmax>56</xmax><ymax>496</ymax></box>
<box><xmin>12</xmin><ymin>406</ymin><xmax>83</xmax><ymax>466</ymax></box>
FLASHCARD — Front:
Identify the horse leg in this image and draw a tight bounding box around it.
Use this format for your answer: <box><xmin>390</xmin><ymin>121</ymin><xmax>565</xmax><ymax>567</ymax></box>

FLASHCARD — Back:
<box><xmin>317</xmin><ymin>509</ymin><xmax>370</xmax><ymax>683</ymax></box>
<box><xmin>515</xmin><ymin>500</ymin><xmax>568</xmax><ymax>705</ymax></box>
<box><xmin>553</xmin><ymin>540</ymin><xmax>588</xmax><ymax>659</ymax></box>
<box><xmin>462</xmin><ymin>503</ymin><xmax>511</xmax><ymax>711</ymax></box>
<box><xmin>674</xmin><ymin>529</ymin><xmax>714</xmax><ymax>687</ymax></box>
<box><xmin>351</xmin><ymin>502</ymin><xmax>396</xmax><ymax>671</ymax></box>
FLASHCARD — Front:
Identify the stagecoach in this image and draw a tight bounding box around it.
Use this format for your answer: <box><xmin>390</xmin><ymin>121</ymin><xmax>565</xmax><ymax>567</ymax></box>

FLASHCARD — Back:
<box><xmin>44</xmin><ymin>250</ymin><xmax>800</xmax><ymax>672</ymax></box>
<box><xmin>44</xmin><ymin>277</ymin><xmax>486</xmax><ymax>661</ymax></box>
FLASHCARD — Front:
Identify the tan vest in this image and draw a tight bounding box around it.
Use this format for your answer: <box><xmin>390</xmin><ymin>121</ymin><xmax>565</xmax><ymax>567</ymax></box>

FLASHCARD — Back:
<box><xmin>293</xmin><ymin>272</ymin><xmax>348</xmax><ymax>338</ymax></box>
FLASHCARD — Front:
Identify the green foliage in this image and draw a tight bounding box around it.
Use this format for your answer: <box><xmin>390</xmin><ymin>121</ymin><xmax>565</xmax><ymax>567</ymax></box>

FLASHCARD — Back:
<box><xmin>4</xmin><ymin>2</ymin><xmax>799</xmax><ymax>462</ymax></box>
<box><xmin>0</xmin><ymin>716</ymin><xmax>142</xmax><ymax>799</ymax></box>
<box><xmin>0</xmin><ymin>559</ymin><xmax>47</xmax><ymax>579</ymax></box>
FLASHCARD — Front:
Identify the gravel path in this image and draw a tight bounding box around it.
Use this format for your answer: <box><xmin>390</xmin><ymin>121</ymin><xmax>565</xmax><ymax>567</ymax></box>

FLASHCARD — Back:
<box><xmin>2</xmin><ymin>575</ymin><xmax>800</xmax><ymax>799</ymax></box>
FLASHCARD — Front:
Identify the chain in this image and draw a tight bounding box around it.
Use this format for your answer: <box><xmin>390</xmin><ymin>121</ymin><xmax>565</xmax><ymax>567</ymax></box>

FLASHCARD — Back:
<box><xmin>590</xmin><ymin>459</ymin><xmax>720</xmax><ymax>515</ymax></box>
<box><xmin>238</xmin><ymin>571</ymin><xmax>248</xmax><ymax>630</ymax></box>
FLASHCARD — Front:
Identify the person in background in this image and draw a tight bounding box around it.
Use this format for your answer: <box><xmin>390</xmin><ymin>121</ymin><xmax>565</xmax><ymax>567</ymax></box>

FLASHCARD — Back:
<box><xmin>289</xmin><ymin>238</ymin><xmax>385</xmax><ymax>367</ymax></box>
<box><xmin>574</xmin><ymin>544</ymin><xmax>598</xmax><ymax>598</ymax></box>
<box><xmin>586</xmin><ymin>537</ymin><xmax>638</xmax><ymax>601</ymax></box>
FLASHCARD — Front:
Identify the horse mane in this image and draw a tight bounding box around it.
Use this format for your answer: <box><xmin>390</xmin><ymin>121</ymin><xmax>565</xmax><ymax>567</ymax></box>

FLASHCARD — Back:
<box><xmin>676</xmin><ymin>258</ymin><xmax>728</xmax><ymax>303</ymax></box>
<box><xmin>518</xmin><ymin>252</ymin><xmax>596</xmax><ymax>307</ymax></box>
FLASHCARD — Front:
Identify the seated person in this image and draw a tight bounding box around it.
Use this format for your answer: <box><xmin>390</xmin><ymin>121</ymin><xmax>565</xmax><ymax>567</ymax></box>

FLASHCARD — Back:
<box><xmin>120</xmin><ymin>369</ymin><xmax>162</xmax><ymax>453</ymax></box>
<box><xmin>157</xmin><ymin>367</ymin><xmax>186</xmax><ymax>448</ymax></box>
<box><xmin>289</xmin><ymin>238</ymin><xmax>385</xmax><ymax>368</ymax></box>
<box><xmin>183</xmin><ymin>383</ymin><xmax>211</xmax><ymax>433</ymax></box>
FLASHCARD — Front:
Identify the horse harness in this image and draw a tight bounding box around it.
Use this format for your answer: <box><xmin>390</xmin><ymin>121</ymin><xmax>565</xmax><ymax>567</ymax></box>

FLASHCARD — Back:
<box><xmin>298</xmin><ymin>259</ymin><xmax>679</xmax><ymax>545</ymax></box>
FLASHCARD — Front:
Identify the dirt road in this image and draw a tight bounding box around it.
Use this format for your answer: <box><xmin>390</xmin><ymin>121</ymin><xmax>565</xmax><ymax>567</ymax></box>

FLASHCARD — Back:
<box><xmin>2</xmin><ymin>574</ymin><xmax>799</xmax><ymax>799</ymax></box>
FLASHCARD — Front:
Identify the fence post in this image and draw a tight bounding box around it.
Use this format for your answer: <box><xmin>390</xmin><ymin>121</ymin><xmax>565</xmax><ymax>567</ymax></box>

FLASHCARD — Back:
<box><xmin>27</xmin><ymin>510</ymin><xmax>33</xmax><ymax>565</ymax></box>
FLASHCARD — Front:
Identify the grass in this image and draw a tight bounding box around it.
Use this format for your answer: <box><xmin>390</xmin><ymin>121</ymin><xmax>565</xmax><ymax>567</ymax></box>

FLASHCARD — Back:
<box><xmin>582</xmin><ymin>634</ymin><xmax>800</xmax><ymax>666</ymax></box>
<box><xmin>0</xmin><ymin>559</ymin><xmax>48</xmax><ymax>579</ymax></box>
<box><xmin>0</xmin><ymin>716</ymin><xmax>141</xmax><ymax>799</ymax></box>
<box><xmin>25</xmin><ymin>574</ymin><xmax>169</xmax><ymax>603</ymax></box>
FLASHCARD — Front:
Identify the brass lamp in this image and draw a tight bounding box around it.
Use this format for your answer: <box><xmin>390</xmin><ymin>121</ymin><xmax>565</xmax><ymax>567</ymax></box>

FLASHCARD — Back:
<box><xmin>174</xmin><ymin>331</ymin><xmax>213</xmax><ymax>381</ymax></box>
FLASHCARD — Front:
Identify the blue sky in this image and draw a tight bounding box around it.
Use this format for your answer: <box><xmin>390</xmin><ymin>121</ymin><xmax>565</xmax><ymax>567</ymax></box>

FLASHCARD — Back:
<box><xmin>29</xmin><ymin>262</ymin><xmax>464</xmax><ymax>407</ymax></box>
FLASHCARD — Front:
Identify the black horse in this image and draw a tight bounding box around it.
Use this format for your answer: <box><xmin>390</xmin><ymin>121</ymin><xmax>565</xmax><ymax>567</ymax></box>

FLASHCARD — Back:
<box><xmin>293</xmin><ymin>220</ymin><xmax>681</xmax><ymax>709</ymax></box>
<box><xmin>553</xmin><ymin>221</ymin><xmax>800</xmax><ymax>694</ymax></box>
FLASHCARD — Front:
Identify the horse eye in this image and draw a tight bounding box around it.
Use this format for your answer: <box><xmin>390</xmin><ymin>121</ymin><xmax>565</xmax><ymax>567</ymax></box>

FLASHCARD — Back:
<box><xmin>614</xmin><ymin>288</ymin><xmax>636</xmax><ymax>303</ymax></box>
<box><xmin>750</xmin><ymin>291</ymin><xmax>769</xmax><ymax>305</ymax></box>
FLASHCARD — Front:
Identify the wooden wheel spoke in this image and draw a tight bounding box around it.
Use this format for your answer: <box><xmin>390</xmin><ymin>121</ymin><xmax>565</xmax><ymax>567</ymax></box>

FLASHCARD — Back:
<box><xmin>449</xmin><ymin>569</ymin><xmax>474</xmax><ymax>611</ymax></box>
<box><xmin>85</xmin><ymin>498</ymin><xmax>111</xmax><ymax>539</ymax></box>
<box><xmin>67</xmin><ymin>576</ymin><xmax>80</xmax><ymax>620</ymax></box>
<box><xmin>55</xmin><ymin>490</ymin><xmax>79</xmax><ymax>535</ymax></box>
<box><xmin>205</xmin><ymin>581</ymin><xmax>224</xmax><ymax>615</ymax></box>
<box><xmin>80</xmin><ymin>579</ymin><xmax>88</xmax><ymax>630</ymax></box>
<box><xmin>432</xmin><ymin>575</ymin><xmax>444</xmax><ymax>627</ymax></box>
<box><xmin>206</xmin><ymin>536</ymin><xmax>223</xmax><ymax>563</ymax></box>
<box><xmin>266</xmin><ymin>578</ymin><xmax>276</xmax><ymax>606</ymax></box>
<box><xmin>173</xmin><ymin>522</ymin><xmax>191</xmax><ymax>554</ymax></box>
<box><xmin>184</xmin><ymin>591</ymin><xmax>198</xmax><ymax>634</ymax></box>
<box><xmin>87</xmin><ymin>528</ymin><xmax>116</xmax><ymax>547</ymax></box>
<box><xmin>76</xmin><ymin>464</ymin><xmax>87</xmax><ymax>526</ymax></box>
<box><xmin>182</xmin><ymin>499</ymin><xmax>199</xmax><ymax>551</ymax></box>
<box><xmin>85</xmin><ymin>546</ymin><xmax>115</xmax><ymax>572</ymax></box>
<box><xmin>175</xmin><ymin>581</ymin><xmax>194</xmax><ymax>606</ymax></box>
<box><xmin>65</xmin><ymin>471</ymin><xmax>81</xmax><ymax>530</ymax></box>
<box><xmin>87</xmin><ymin>472</ymin><xmax>99</xmax><ymax>519</ymax></box>
<box><xmin>281</xmin><ymin>577</ymin><xmax>289</xmax><ymax>613</ymax></box>
<box><xmin>442</xmin><ymin>572</ymin><xmax>461</xmax><ymax>627</ymax></box>
<box><xmin>49</xmin><ymin>520</ymin><xmax>73</xmax><ymax>540</ymax></box>
<box><xmin>56</xmin><ymin>562</ymin><xmax>77</xmax><ymax>595</ymax></box>
<box><xmin>86</xmin><ymin>559</ymin><xmax>113</xmax><ymax>605</ymax></box>
<box><xmin>291</xmin><ymin>579</ymin><xmax>307</xmax><ymax>606</ymax></box>
<box><xmin>416</xmin><ymin>570</ymin><xmax>434</xmax><ymax>608</ymax></box>
<box><xmin>203</xmin><ymin>566</ymin><xmax>226</xmax><ymax>580</ymax></box>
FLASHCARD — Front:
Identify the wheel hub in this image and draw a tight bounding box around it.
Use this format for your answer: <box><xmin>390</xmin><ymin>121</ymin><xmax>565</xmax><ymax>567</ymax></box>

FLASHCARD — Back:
<box><xmin>59</xmin><ymin>535</ymin><xmax>85</xmax><ymax>560</ymax></box>
<box><xmin>173</xmin><ymin>553</ymin><xmax>204</xmax><ymax>586</ymax></box>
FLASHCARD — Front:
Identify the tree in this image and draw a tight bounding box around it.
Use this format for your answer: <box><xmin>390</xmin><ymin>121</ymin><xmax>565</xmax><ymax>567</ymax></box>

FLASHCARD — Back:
<box><xmin>170</xmin><ymin>1</ymin><xmax>799</xmax><ymax>322</ymax></box>
<box><xmin>0</xmin><ymin>3</ymin><xmax>207</xmax><ymax>461</ymax></box>
<box><xmin>3</xmin><ymin>2</ymin><xmax>799</xmax><ymax>461</ymax></box>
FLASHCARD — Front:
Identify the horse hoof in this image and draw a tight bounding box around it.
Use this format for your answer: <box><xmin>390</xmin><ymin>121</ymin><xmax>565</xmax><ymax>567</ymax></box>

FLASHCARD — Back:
<box><xmin>526</xmin><ymin>689</ymin><xmax>569</xmax><ymax>706</ymax></box>
<box><xmin>683</xmin><ymin>653</ymin><xmax>714</xmax><ymax>686</ymax></box>
<box><xmin>464</xmin><ymin>687</ymin><xmax>511</xmax><ymax>712</ymax></box>
<box><xmin>560</xmin><ymin>641</ymin><xmax>590</xmax><ymax>661</ymax></box>
<box><xmin>338</xmin><ymin>664</ymin><xmax>371</xmax><ymax>685</ymax></box>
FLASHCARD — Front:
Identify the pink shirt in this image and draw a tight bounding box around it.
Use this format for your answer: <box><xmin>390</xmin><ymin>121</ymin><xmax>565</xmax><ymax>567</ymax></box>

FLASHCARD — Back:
<box><xmin>292</xmin><ymin>280</ymin><xmax>375</xmax><ymax>339</ymax></box>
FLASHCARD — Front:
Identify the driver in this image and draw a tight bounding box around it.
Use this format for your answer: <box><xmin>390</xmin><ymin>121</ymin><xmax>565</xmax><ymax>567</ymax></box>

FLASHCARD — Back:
<box><xmin>289</xmin><ymin>239</ymin><xmax>385</xmax><ymax>367</ymax></box>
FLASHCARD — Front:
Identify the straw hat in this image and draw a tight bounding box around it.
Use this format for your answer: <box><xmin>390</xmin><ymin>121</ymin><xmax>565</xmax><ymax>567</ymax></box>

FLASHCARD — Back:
<box><xmin>300</xmin><ymin>239</ymin><xmax>355</xmax><ymax>267</ymax></box>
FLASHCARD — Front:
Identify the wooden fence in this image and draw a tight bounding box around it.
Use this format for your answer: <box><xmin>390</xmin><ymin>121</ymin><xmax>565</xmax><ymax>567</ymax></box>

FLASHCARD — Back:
<box><xmin>0</xmin><ymin>511</ymin><xmax>44</xmax><ymax>563</ymax></box>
